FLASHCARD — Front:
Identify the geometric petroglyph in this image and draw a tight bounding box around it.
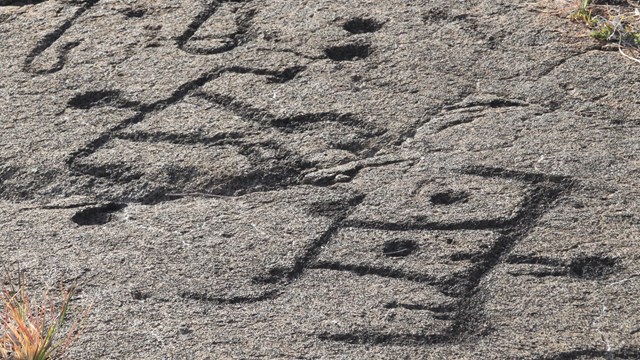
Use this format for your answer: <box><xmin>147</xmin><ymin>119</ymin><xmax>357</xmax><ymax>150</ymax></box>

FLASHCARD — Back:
<box><xmin>309</xmin><ymin>166</ymin><xmax>574</xmax><ymax>344</ymax></box>
<box><xmin>18</xmin><ymin>0</ymin><xmax>399</xmax><ymax>203</ymax></box>
<box><xmin>7</xmin><ymin>0</ymin><xmax>608</xmax><ymax>357</ymax></box>
<box><xmin>65</xmin><ymin>70</ymin><xmax>386</xmax><ymax>200</ymax></box>
<box><xmin>23</xmin><ymin>0</ymin><xmax>256</xmax><ymax>74</ymax></box>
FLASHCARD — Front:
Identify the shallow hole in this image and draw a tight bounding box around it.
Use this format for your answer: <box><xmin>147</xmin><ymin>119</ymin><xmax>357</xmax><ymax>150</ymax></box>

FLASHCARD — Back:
<box><xmin>71</xmin><ymin>203</ymin><xmax>127</xmax><ymax>226</ymax></box>
<box><xmin>179</xmin><ymin>325</ymin><xmax>193</xmax><ymax>335</ymax></box>
<box><xmin>382</xmin><ymin>239</ymin><xmax>418</xmax><ymax>258</ymax></box>
<box><xmin>343</xmin><ymin>17</ymin><xmax>383</xmax><ymax>34</ymax></box>
<box><xmin>252</xmin><ymin>267</ymin><xmax>288</xmax><ymax>284</ymax></box>
<box><xmin>131</xmin><ymin>290</ymin><xmax>150</xmax><ymax>300</ymax></box>
<box><xmin>67</xmin><ymin>90</ymin><xmax>121</xmax><ymax>109</ymax></box>
<box><xmin>123</xmin><ymin>8</ymin><xmax>146</xmax><ymax>18</ymax></box>
<box><xmin>569</xmin><ymin>256</ymin><xmax>619</xmax><ymax>279</ymax></box>
<box><xmin>450</xmin><ymin>252</ymin><xmax>477</xmax><ymax>262</ymax></box>
<box><xmin>324</xmin><ymin>44</ymin><xmax>371</xmax><ymax>61</ymax></box>
<box><xmin>430</xmin><ymin>190</ymin><xmax>469</xmax><ymax>205</ymax></box>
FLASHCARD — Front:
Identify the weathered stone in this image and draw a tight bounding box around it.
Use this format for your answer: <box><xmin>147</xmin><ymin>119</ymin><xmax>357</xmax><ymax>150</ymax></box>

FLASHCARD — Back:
<box><xmin>1</xmin><ymin>0</ymin><xmax>639</xmax><ymax>358</ymax></box>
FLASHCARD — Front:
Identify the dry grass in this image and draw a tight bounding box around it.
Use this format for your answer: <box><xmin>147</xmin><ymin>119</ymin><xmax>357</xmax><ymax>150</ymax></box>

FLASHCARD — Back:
<box><xmin>0</xmin><ymin>272</ymin><xmax>87</xmax><ymax>360</ymax></box>
<box><xmin>569</xmin><ymin>0</ymin><xmax>640</xmax><ymax>45</ymax></box>
<box><xmin>542</xmin><ymin>0</ymin><xmax>640</xmax><ymax>62</ymax></box>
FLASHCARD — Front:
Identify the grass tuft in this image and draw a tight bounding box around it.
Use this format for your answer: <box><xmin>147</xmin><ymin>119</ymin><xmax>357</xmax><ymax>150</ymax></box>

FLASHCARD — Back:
<box><xmin>568</xmin><ymin>0</ymin><xmax>640</xmax><ymax>46</ymax></box>
<box><xmin>0</xmin><ymin>272</ymin><xmax>87</xmax><ymax>360</ymax></box>
<box><xmin>569</xmin><ymin>0</ymin><xmax>597</xmax><ymax>24</ymax></box>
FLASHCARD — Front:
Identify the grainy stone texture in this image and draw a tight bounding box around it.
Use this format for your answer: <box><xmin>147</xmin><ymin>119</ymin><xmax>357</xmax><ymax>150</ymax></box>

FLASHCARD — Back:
<box><xmin>1</xmin><ymin>0</ymin><xmax>640</xmax><ymax>358</ymax></box>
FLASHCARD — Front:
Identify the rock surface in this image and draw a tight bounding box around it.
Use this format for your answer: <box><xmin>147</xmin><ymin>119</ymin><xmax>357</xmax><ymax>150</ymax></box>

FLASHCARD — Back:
<box><xmin>1</xmin><ymin>0</ymin><xmax>640</xmax><ymax>358</ymax></box>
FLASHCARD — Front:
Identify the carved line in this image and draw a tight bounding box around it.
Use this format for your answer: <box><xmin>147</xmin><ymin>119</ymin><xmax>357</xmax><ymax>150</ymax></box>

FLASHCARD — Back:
<box><xmin>23</xmin><ymin>0</ymin><xmax>99</xmax><ymax>74</ymax></box>
<box><xmin>176</xmin><ymin>0</ymin><xmax>255</xmax><ymax>55</ymax></box>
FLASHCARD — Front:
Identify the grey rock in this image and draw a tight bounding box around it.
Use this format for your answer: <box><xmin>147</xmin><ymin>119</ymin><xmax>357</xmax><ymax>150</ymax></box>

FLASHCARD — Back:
<box><xmin>1</xmin><ymin>0</ymin><xmax>639</xmax><ymax>358</ymax></box>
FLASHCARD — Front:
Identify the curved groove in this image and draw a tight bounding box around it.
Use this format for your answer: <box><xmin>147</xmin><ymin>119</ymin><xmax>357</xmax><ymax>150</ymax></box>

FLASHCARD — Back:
<box><xmin>23</xmin><ymin>0</ymin><xmax>99</xmax><ymax>74</ymax></box>
<box><xmin>310</xmin><ymin>261</ymin><xmax>443</xmax><ymax>286</ymax></box>
<box><xmin>179</xmin><ymin>289</ymin><xmax>280</xmax><ymax>304</ymax></box>
<box><xmin>461</xmin><ymin>165</ymin><xmax>573</xmax><ymax>185</ymax></box>
<box><xmin>115</xmin><ymin>130</ymin><xmax>245</xmax><ymax>146</ymax></box>
<box><xmin>176</xmin><ymin>0</ymin><xmax>255</xmax><ymax>55</ymax></box>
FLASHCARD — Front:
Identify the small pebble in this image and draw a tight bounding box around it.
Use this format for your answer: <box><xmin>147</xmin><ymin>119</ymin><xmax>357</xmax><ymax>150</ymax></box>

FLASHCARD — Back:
<box><xmin>334</xmin><ymin>174</ymin><xmax>352</xmax><ymax>183</ymax></box>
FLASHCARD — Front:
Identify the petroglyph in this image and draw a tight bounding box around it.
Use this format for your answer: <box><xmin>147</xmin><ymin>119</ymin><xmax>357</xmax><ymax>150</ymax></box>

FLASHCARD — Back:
<box><xmin>2</xmin><ymin>0</ymin><xmax>640</xmax><ymax>358</ymax></box>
